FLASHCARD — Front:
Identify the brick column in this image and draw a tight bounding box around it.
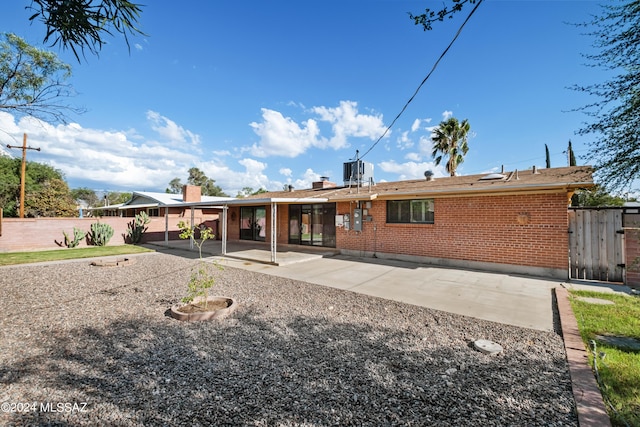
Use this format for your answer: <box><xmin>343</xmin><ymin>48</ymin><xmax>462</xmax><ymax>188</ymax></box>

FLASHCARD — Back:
<box><xmin>625</xmin><ymin>227</ymin><xmax>640</xmax><ymax>289</ymax></box>
<box><xmin>623</xmin><ymin>210</ymin><xmax>640</xmax><ymax>289</ymax></box>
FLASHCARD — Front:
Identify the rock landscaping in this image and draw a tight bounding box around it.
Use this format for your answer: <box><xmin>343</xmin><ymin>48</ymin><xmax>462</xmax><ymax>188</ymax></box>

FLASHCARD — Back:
<box><xmin>0</xmin><ymin>252</ymin><xmax>577</xmax><ymax>426</ymax></box>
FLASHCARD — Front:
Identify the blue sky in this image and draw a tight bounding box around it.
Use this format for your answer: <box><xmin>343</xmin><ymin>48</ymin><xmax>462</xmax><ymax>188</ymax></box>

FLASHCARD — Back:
<box><xmin>0</xmin><ymin>1</ymin><xmax>612</xmax><ymax>196</ymax></box>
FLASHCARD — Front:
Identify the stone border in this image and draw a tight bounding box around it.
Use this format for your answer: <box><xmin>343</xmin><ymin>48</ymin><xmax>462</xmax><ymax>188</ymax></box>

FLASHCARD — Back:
<box><xmin>90</xmin><ymin>257</ymin><xmax>137</xmax><ymax>267</ymax></box>
<box><xmin>170</xmin><ymin>296</ymin><xmax>237</xmax><ymax>322</ymax></box>
<box><xmin>555</xmin><ymin>287</ymin><xmax>612</xmax><ymax>427</ymax></box>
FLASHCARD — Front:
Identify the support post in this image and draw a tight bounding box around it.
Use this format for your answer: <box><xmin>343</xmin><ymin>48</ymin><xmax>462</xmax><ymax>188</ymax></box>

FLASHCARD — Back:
<box><xmin>221</xmin><ymin>205</ymin><xmax>228</xmax><ymax>255</ymax></box>
<box><xmin>190</xmin><ymin>206</ymin><xmax>195</xmax><ymax>250</ymax></box>
<box><xmin>164</xmin><ymin>206</ymin><xmax>169</xmax><ymax>246</ymax></box>
<box><xmin>271</xmin><ymin>202</ymin><xmax>277</xmax><ymax>264</ymax></box>
<box><xmin>6</xmin><ymin>133</ymin><xmax>40</xmax><ymax>218</ymax></box>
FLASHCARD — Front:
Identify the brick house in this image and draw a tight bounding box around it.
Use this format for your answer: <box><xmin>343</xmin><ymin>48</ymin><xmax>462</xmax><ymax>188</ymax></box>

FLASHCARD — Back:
<box><xmin>219</xmin><ymin>166</ymin><xmax>594</xmax><ymax>279</ymax></box>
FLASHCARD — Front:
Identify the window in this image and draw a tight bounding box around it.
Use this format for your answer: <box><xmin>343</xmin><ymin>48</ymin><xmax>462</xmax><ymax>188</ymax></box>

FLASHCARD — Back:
<box><xmin>148</xmin><ymin>208</ymin><xmax>159</xmax><ymax>217</ymax></box>
<box><xmin>387</xmin><ymin>199</ymin><xmax>434</xmax><ymax>224</ymax></box>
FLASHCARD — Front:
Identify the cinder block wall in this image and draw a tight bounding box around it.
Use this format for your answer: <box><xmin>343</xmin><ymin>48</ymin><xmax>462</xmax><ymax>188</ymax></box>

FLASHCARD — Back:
<box><xmin>0</xmin><ymin>214</ymin><xmax>216</xmax><ymax>252</ymax></box>
<box><xmin>336</xmin><ymin>192</ymin><xmax>569</xmax><ymax>275</ymax></box>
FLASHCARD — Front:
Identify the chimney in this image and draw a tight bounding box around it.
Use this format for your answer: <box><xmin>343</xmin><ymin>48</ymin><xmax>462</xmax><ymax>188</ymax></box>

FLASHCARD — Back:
<box><xmin>312</xmin><ymin>177</ymin><xmax>337</xmax><ymax>190</ymax></box>
<box><xmin>182</xmin><ymin>185</ymin><xmax>201</xmax><ymax>202</ymax></box>
<box><xmin>424</xmin><ymin>170</ymin><xmax>434</xmax><ymax>181</ymax></box>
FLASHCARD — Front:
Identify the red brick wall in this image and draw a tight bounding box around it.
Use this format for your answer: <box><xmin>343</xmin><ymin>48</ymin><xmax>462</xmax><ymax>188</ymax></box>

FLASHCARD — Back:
<box><xmin>0</xmin><ymin>212</ymin><xmax>218</xmax><ymax>252</ymax></box>
<box><xmin>335</xmin><ymin>192</ymin><xmax>569</xmax><ymax>272</ymax></box>
<box><xmin>624</xmin><ymin>227</ymin><xmax>640</xmax><ymax>289</ymax></box>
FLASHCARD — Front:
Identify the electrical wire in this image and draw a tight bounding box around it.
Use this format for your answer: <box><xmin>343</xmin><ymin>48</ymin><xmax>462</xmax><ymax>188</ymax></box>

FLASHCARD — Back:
<box><xmin>360</xmin><ymin>0</ymin><xmax>484</xmax><ymax>160</ymax></box>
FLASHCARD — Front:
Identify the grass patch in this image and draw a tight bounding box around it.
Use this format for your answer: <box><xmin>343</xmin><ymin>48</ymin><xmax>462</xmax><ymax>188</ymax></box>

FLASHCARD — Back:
<box><xmin>569</xmin><ymin>290</ymin><xmax>640</xmax><ymax>427</ymax></box>
<box><xmin>0</xmin><ymin>245</ymin><xmax>155</xmax><ymax>266</ymax></box>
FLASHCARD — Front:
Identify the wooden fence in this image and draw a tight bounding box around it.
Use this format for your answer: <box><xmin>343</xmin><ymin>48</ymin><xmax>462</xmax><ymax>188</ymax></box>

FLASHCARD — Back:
<box><xmin>568</xmin><ymin>208</ymin><xmax>624</xmax><ymax>282</ymax></box>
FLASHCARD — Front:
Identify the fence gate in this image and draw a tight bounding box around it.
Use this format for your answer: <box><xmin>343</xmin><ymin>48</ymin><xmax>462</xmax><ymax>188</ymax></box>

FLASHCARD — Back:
<box><xmin>568</xmin><ymin>208</ymin><xmax>624</xmax><ymax>282</ymax></box>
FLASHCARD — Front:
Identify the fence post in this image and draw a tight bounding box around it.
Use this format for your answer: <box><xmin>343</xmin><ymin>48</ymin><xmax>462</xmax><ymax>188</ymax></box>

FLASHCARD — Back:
<box><xmin>623</xmin><ymin>209</ymin><xmax>640</xmax><ymax>289</ymax></box>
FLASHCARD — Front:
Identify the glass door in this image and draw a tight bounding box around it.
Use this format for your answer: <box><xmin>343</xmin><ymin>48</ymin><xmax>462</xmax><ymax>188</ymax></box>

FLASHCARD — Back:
<box><xmin>299</xmin><ymin>205</ymin><xmax>312</xmax><ymax>245</ymax></box>
<box><xmin>240</xmin><ymin>207</ymin><xmax>266</xmax><ymax>241</ymax></box>
<box><xmin>289</xmin><ymin>203</ymin><xmax>335</xmax><ymax>247</ymax></box>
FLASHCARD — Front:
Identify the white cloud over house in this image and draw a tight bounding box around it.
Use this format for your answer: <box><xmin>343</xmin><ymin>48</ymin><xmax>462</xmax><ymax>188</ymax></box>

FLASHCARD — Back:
<box><xmin>249</xmin><ymin>100</ymin><xmax>388</xmax><ymax>157</ymax></box>
<box><xmin>378</xmin><ymin>160</ymin><xmax>447</xmax><ymax>181</ymax></box>
<box><xmin>249</xmin><ymin>108</ymin><xmax>321</xmax><ymax>157</ymax></box>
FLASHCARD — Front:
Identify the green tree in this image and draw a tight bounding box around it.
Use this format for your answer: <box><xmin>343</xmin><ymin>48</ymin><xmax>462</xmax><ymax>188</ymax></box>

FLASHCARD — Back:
<box><xmin>106</xmin><ymin>191</ymin><xmax>132</xmax><ymax>205</ymax></box>
<box><xmin>26</xmin><ymin>0</ymin><xmax>145</xmax><ymax>61</ymax></box>
<box><xmin>0</xmin><ymin>157</ymin><xmax>20</xmax><ymax>216</ymax></box>
<box><xmin>26</xmin><ymin>178</ymin><xmax>77</xmax><ymax>217</ymax></box>
<box><xmin>572</xmin><ymin>185</ymin><xmax>636</xmax><ymax>207</ymax></box>
<box><xmin>166</xmin><ymin>177</ymin><xmax>182</xmax><ymax>194</ymax></box>
<box><xmin>410</xmin><ymin>0</ymin><xmax>479</xmax><ymax>31</ymax></box>
<box><xmin>545</xmin><ymin>144</ymin><xmax>551</xmax><ymax>168</ymax></box>
<box><xmin>187</xmin><ymin>167</ymin><xmax>228</xmax><ymax>197</ymax></box>
<box><xmin>0</xmin><ymin>157</ymin><xmax>76</xmax><ymax>217</ymax></box>
<box><xmin>568</xmin><ymin>140</ymin><xmax>577</xmax><ymax>166</ymax></box>
<box><xmin>71</xmin><ymin>187</ymin><xmax>99</xmax><ymax>207</ymax></box>
<box><xmin>236</xmin><ymin>187</ymin><xmax>267</xmax><ymax>198</ymax></box>
<box><xmin>431</xmin><ymin>117</ymin><xmax>471</xmax><ymax>176</ymax></box>
<box><xmin>0</xmin><ymin>33</ymin><xmax>81</xmax><ymax>123</ymax></box>
<box><xmin>573</xmin><ymin>0</ymin><xmax>640</xmax><ymax>190</ymax></box>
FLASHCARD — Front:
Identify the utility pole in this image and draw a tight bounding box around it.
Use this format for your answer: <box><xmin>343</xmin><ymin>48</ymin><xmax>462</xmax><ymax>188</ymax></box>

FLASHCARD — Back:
<box><xmin>7</xmin><ymin>133</ymin><xmax>41</xmax><ymax>218</ymax></box>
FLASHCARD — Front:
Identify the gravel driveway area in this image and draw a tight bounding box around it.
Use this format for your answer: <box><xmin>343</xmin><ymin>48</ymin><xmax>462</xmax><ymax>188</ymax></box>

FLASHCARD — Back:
<box><xmin>0</xmin><ymin>252</ymin><xmax>576</xmax><ymax>426</ymax></box>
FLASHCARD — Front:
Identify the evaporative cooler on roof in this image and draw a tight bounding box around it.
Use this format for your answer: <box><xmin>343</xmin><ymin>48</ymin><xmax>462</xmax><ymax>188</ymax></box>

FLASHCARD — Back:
<box><xmin>343</xmin><ymin>161</ymin><xmax>374</xmax><ymax>186</ymax></box>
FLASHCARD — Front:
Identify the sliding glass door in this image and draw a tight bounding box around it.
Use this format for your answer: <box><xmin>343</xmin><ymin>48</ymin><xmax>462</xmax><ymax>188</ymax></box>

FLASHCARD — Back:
<box><xmin>288</xmin><ymin>203</ymin><xmax>335</xmax><ymax>247</ymax></box>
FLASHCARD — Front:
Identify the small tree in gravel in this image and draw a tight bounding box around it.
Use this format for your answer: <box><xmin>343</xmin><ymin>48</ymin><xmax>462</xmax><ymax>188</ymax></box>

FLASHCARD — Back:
<box><xmin>177</xmin><ymin>220</ymin><xmax>220</xmax><ymax>310</ymax></box>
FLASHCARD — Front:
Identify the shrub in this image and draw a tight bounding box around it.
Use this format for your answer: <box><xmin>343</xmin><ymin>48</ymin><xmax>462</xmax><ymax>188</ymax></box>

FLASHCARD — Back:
<box><xmin>127</xmin><ymin>211</ymin><xmax>150</xmax><ymax>244</ymax></box>
<box><xmin>62</xmin><ymin>227</ymin><xmax>86</xmax><ymax>248</ymax></box>
<box><xmin>89</xmin><ymin>222</ymin><xmax>114</xmax><ymax>246</ymax></box>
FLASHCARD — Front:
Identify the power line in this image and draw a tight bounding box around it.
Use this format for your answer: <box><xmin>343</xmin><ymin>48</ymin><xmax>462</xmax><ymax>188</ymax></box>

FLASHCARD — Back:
<box><xmin>360</xmin><ymin>0</ymin><xmax>484</xmax><ymax>160</ymax></box>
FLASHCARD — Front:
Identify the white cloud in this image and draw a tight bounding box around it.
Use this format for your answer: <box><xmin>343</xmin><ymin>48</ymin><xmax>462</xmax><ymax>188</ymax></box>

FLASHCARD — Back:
<box><xmin>279</xmin><ymin>168</ymin><xmax>292</xmax><ymax>177</ymax></box>
<box><xmin>411</xmin><ymin>117</ymin><xmax>432</xmax><ymax>132</ymax></box>
<box><xmin>378</xmin><ymin>160</ymin><xmax>447</xmax><ymax>181</ymax></box>
<box><xmin>442</xmin><ymin>110</ymin><xmax>453</xmax><ymax>120</ymax></box>
<box><xmin>249</xmin><ymin>101</ymin><xmax>388</xmax><ymax>158</ymax></box>
<box><xmin>146</xmin><ymin>110</ymin><xmax>201</xmax><ymax>146</ymax></box>
<box><xmin>249</xmin><ymin>108</ymin><xmax>321</xmax><ymax>157</ymax></box>
<box><xmin>405</xmin><ymin>152</ymin><xmax>422</xmax><ymax>161</ymax></box>
<box><xmin>0</xmin><ymin>111</ymin><xmax>201</xmax><ymax>190</ymax></box>
<box><xmin>311</xmin><ymin>101</ymin><xmax>388</xmax><ymax>150</ymax></box>
<box><xmin>135</xmin><ymin>43</ymin><xmax>143</xmax><ymax>51</ymax></box>
<box><xmin>292</xmin><ymin>168</ymin><xmax>321</xmax><ymax>189</ymax></box>
<box><xmin>396</xmin><ymin>131</ymin><xmax>414</xmax><ymax>150</ymax></box>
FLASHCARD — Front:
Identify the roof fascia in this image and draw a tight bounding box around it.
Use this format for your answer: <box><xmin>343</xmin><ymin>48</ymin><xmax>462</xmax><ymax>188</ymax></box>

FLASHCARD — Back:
<box><xmin>374</xmin><ymin>182</ymin><xmax>594</xmax><ymax>200</ymax></box>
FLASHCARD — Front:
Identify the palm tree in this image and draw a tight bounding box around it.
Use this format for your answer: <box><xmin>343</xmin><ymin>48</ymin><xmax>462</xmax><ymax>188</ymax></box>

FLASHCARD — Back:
<box><xmin>431</xmin><ymin>117</ymin><xmax>471</xmax><ymax>176</ymax></box>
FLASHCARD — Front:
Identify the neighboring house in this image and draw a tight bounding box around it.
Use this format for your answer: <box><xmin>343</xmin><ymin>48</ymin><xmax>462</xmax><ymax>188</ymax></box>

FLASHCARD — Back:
<box><xmin>93</xmin><ymin>186</ymin><xmax>232</xmax><ymax>216</ymax></box>
<box><xmin>91</xmin><ymin>185</ymin><xmax>236</xmax><ymax>237</ymax></box>
<box><xmin>219</xmin><ymin>166</ymin><xmax>594</xmax><ymax>279</ymax></box>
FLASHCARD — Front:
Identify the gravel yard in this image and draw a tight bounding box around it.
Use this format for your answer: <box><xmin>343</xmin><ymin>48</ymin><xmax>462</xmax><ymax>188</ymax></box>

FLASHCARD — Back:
<box><xmin>0</xmin><ymin>252</ymin><xmax>576</xmax><ymax>426</ymax></box>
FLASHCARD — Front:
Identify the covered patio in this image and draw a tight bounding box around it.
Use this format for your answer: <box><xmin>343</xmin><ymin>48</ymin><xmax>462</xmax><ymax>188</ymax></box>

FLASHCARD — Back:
<box><xmin>143</xmin><ymin>238</ymin><xmax>339</xmax><ymax>266</ymax></box>
<box><xmin>154</xmin><ymin>196</ymin><xmax>333</xmax><ymax>264</ymax></box>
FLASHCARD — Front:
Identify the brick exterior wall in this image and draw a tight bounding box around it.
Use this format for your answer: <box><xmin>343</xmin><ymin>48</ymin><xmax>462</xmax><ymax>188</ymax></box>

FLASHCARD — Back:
<box><xmin>335</xmin><ymin>192</ymin><xmax>569</xmax><ymax>274</ymax></box>
<box><xmin>0</xmin><ymin>211</ymin><xmax>218</xmax><ymax>252</ymax></box>
<box><xmin>226</xmin><ymin>192</ymin><xmax>569</xmax><ymax>277</ymax></box>
<box><xmin>624</xmin><ymin>227</ymin><xmax>640</xmax><ymax>289</ymax></box>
